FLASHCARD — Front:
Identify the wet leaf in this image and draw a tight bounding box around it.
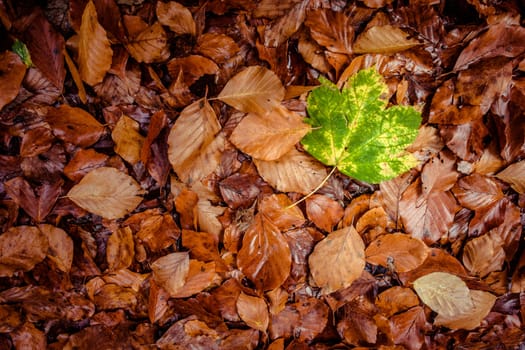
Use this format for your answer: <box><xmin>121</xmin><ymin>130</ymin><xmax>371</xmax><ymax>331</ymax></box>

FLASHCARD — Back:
<box><xmin>366</xmin><ymin>233</ymin><xmax>429</xmax><ymax>273</ymax></box>
<box><xmin>67</xmin><ymin>167</ymin><xmax>144</xmax><ymax>219</ymax></box>
<box><xmin>305</xmin><ymin>194</ymin><xmax>344</xmax><ymax>232</ymax></box>
<box><xmin>308</xmin><ymin>225</ymin><xmax>365</xmax><ymax>294</ymax></box>
<box><xmin>46</xmin><ymin>105</ymin><xmax>104</xmax><ymax>148</ymax></box>
<box><xmin>236</xmin><ymin>292</ymin><xmax>269</xmax><ymax>332</ymax></box>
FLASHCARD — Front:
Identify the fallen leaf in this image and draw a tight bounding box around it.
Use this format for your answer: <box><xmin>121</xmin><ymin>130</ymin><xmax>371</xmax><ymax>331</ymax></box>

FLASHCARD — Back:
<box><xmin>261</xmin><ymin>0</ymin><xmax>308</xmax><ymax>47</ymax></box>
<box><xmin>126</xmin><ymin>22</ymin><xmax>169</xmax><ymax>63</ymax></box>
<box><xmin>10</xmin><ymin>322</ymin><xmax>47</xmax><ymax>349</ymax></box>
<box><xmin>413</xmin><ymin>272</ymin><xmax>473</xmax><ymax>318</ymax></box>
<box><xmin>230</xmin><ymin>105</ymin><xmax>310</xmax><ymax>161</ymax></box>
<box><xmin>366</xmin><ymin>233</ymin><xmax>429</xmax><ymax>273</ymax></box>
<box><xmin>111</xmin><ymin>115</ymin><xmax>145</xmax><ymax>165</ymax></box>
<box><xmin>217</xmin><ymin>66</ymin><xmax>285</xmax><ymax>115</ymax></box>
<box><xmin>237</xmin><ymin>213</ymin><xmax>292</xmax><ymax>291</ymax></box>
<box><xmin>376</xmin><ymin>286</ymin><xmax>420</xmax><ymax>317</ymax></box>
<box><xmin>452</xmin><ymin>173</ymin><xmax>504</xmax><ymax>210</ymax></box>
<box><xmin>78</xmin><ymin>0</ymin><xmax>113</xmax><ymax>86</ymax></box>
<box><xmin>434</xmin><ymin>290</ymin><xmax>496</xmax><ymax>330</ymax></box>
<box><xmin>462</xmin><ymin>231</ymin><xmax>506</xmax><ymax>278</ymax></box>
<box><xmin>354</xmin><ymin>25</ymin><xmax>420</xmax><ymax>54</ymax></box>
<box><xmin>305</xmin><ymin>194</ymin><xmax>344</xmax><ymax>232</ymax></box>
<box><xmin>389</xmin><ymin>306</ymin><xmax>426</xmax><ymax>350</ymax></box>
<box><xmin>236</xmin><ymin>292</ymin><xmax>269</xmax><ymax>332</ymax></box>
<box><xmin>169</xmin><ymin>260</ymin><xmax>221</xmax><ymax>298</ymax></box>
<box><xmin>156</xmin><ymin>1</ymin><xmax>196</xmax><ymax>35</ymax></box>
<box><xmin>0</xmin><ymin>51</ymin><xmax>26</xmax><ymax>110</ymax></box>
<box><xmin>0</xmin><ymin>226</ymin><xmax>48</xmax><ymax>277</ymax></box>
<box><xmin>420</xmin><ymin>150</ymin><xmax>458</xmax><ymax>196</ymax></box>
<box><xmin>106</xmin><ymin>226</ymin><xmax>134</xmax><ymax>271</ymax></box>
<box><xmin>495</xmin><ymin>160</ymin><xmax>525</xmax><ymax>194</ymax></box>
<box><xmin>196</xmin><ymin>33</ymin><xmax>240</xmax><ymax>64</ymax></box>
<box><xmin>305</xmin><ymin>9</ymin><xmax>353</xmax><ymax>54</ymax></box>
<box><xmin>67</xmin><ymin>167</ymin><xmax>144</xmax><ymax>219</ymax></box>
<box><xmin>257</xmin><ymin>194</ymin><xmax>306</xmax><ymax>231</ymax></box>
<box><xmin>308</xmin><ymin>225</ymin><xmax>365</xmax><ymax>294</ymax></box>
<box><xmin>167</xmin><ymin>55</ymin><xmax>219</xmax><ymax>87</ymax></box>
<box><xmin>46</xmin><ymin>105</ymin><xmax>105</xmax><ymax>148</ymax></box>
<box><xmin>151</xmin><ymin>252</ymin><xmax>190</xmax><ymax>297</ymax></box>
<box><xmin>38</xmin><ymin>224</ymin><xmax>73</xmax><ymax>273</ymax></box>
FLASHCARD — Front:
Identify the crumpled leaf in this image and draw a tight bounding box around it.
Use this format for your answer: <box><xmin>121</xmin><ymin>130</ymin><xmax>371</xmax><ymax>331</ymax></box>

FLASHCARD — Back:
<box><xmin>301</xmin><ymin>68</ymin><xmax>421</xmax><ymax>183</ymax></box>
<box><xmin>353</xmin><ymin>25</ymin><xmax>420</xmax><ymax>54</ymax></box>
<box><xmin>230</xmin><ymin>105</ymin><xmax>310</xmax><ymax>161</ymax></box>
<box><xmin>79</xmin><ymin>0</ymin><xmax>113</xmax><ymax>86</ymax></box>
<box><xmin>0</xmin><ymin>51</ymin><xmax>26</xmax><ymax>110</ymax></box>
<box><xmin>308</xmin><ymin>225</ymin><xmax>365</xmax><ymax>294</ymax></box>
<box><xmin>413</xmin><ymin>272</ymin><xmax>473</xmax><ymax>318</ymax></box>
<box><xmin>67</xmin><ymin>167</ymin><xmax>144</xmax><ymax>219</ymax></box>
<box><xmin>217</xmin><ymin>66</ymin><xmax>285</xmax><ymax>115</ymax></box>
<box><xmin>0</xmin><ymin>226</ymin><xmax>48</xmax><ymax>277</ymax></box>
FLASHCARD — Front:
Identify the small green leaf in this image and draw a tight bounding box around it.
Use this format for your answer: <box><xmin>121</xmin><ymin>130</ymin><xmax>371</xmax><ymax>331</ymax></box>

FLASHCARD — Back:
<box><xmin>301</xmin><ymin>68</ymin><xmax>421</xmax><ymax>183</ymax></box>
<box><xmin>12</xmin><ymin>40</ymin><xmax>33</xmax><ymax>67</ymax></box>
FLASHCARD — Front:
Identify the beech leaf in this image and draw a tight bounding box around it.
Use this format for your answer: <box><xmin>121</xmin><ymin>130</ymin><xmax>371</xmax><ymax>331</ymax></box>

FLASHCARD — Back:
<box><xmin>308</xmin><ymin>225</ymin><xmax>365</xmax><ymax>294</ymax></box>
<box><xmin>301</xmin><ymin>68</ymin><xmax>421</xmax><ymax>184</ymax></box>
<box><xmin>353</xmin><ymin>25</ymin><xmax>420</xmax><ymax>54</ymax></box>
<box><xmin>67</xmin><ymin>167</ymin><xmax>144</xmax><ymax>219</ymax></box>
<box><xmin>495</xmin><ymin>160</ymin><xmax>525</xmax><ymax>194</ymax></box>
<box><xmin>434</xmin><ymin>290</ymin><xmax>496</xmax><ymax>330</ymax></box>
<box><xmin>236</xmin><ymin>292</ymin><xmax>269</xmax><ymax>332</ymax></box>
<box><xmin>0</xmin><ymin>51</ymin><xmax>26</xmax><ymax>110</ymax></box>
<box><xmin>217</xmin><ymin>66</ymin><xmax>285</xmax><ymax>115</ymax></box>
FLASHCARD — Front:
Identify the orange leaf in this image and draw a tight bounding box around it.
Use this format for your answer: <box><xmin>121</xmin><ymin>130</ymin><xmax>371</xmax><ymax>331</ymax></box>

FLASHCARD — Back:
<box><xmin>106</xmin><ymin>226</ymin><xmax>134</xmax><ymax>271</ymax></box>
<box><xmin>236</xmin><ymin>292</ymin><xmax>269</xmax><ymax>332</ymax></box>
<box><xmin>0</xmin><ymin>226</ymin><xmax>48</xmax><ymax>277</ymax></box>
<box><xmin>0</xmin><ymin>51</ymin><xmax>26</xmax><ymax>110</ymax></box>
<box><xmin>376</xmin><ymin>286</ymin><xmax>420</xmax><ymax>317</ymax></box>
<box><xmin>452</xmin><ymin>173</ymin><xmax>504</xmax><ymax>210</ymax></box>
<box><xmin>496</xmin><ymin>160</ymin><xmax>525</xmax><ymax>194</ymax></box>
<box><xmin>196</xmin><ymin>33</ymin><xmax>240</xmax><ymax>64</ymax></box>
<box><xmin>126</xmin><ymin>22</ymin><xmax>169</xmax><ymax>63</ymax></box>
<box><xmin>46</xmin><ymin>105</ymin><xmax>104</xmax><ymax>147</ymax></box>
<box><xmin>111</xmin><ymin>115</ymin><xmax>145</xmax><ymax>165</ymax></box>
<box><xmin>304</xmin><ymin>9</ymin><xmax>354</xmax><ymax>54</ymax></box>
<box><xmin>258</xmin><ymin>194</ymin><xmax>306</xmax><ymax>231</ymax></box>
<box><xmin>169</xmin><ymin>260</ymin><xmax>221</xmax><ymax>298</ymax></box>
<box><xmin>230</xmin><ymin>105</ymin><xmax>310</xmax><ymax>161</ymax></box>
<box><xmin>237</xmin><ymin>213</ymin><xmax>291</xmax><ymax>291</ymax></box>
<box><xmin>156</xmin><ymin>1</ymin><xmax>196</xmax><ymax>35</ymax></box>
<box><xmin>462</xmin><ymin>231</ymin><xmax>505</xmax><ymax>278</ymax></box>
<box><xmin>365</xmin><ymin>233</ymin><xmax>429</xmax><ymax>273</ymax></box>
<box><xmin>78</xmin><ymin>0</ymin><xmax>113</xmax><ymax>86</ymax></box>
<box><xmin>217</xmin><ymin>66</ymin><xmax>285</xmax><ymax>115</ymax></box>
<box><xmin>38</xmin><ymin>224</ymin><xmax>73</xmax><ymax>273</ymax></box>
<box><xmin>354</xmin><ymin>25</ymin><xmax>420</xmax><ymax>54</ymax></box>
<box><xmin>167</xmin><ymin>55</ymin><xmax>219</xmax><ymax>87</ymax></box>
<box><xmin>151</xmin><ymin>252</ymin><xmax>190</xmax><ymax>296</ymax></box>
<box><xmin>306</xmin><ymin>194</ymin><xmax>344</xmax><ymax>232</ymax></box>
<box><xmin>308</xmin><ymin>225</ymin><xmax>365</xmax><ymax>294</ymax></box>
<box><xmin>420</xmin><ymin>150</ymin><xmax>458</xmax><ymax>196</ymax></box>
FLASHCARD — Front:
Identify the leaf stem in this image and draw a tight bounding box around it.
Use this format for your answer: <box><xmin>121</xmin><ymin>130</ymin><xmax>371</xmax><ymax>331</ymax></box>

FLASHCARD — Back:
<box><xmin>286</xmin><ymin>166</ymin><xmax>337</xmax><ymax>209</ymax></box>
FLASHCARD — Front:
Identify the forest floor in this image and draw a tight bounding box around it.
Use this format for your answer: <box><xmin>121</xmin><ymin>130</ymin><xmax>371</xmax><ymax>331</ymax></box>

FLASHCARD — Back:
<box><xmin>1</xmin><ymin>0</ymin><xmax>525</xmax><ymax>349</ymax></box>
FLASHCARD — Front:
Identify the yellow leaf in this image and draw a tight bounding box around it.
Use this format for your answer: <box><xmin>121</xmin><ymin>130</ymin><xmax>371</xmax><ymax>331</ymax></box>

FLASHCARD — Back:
<box><xmin>67</xmin><ymin>167</ymin><xmax>144</xmax><ymax>219</ymax></box>
<box><xmin>413</xmin><ymin>272</ymin><xmax>474</xmax><ymax>318</ymax></box>
<box><xmin>236</xmin><ymin>292</ymin><xmax>269</xmax><ymax>332</ymax></box>
<box><xmin>217</xmin><ymin>66</ymin><xmax>285</xmax><ymax>115</ymax></box>
<box><xmin>167</xmin><ymin>98</ymin><xmax>225</xmax><ymax>184</ymax></box>
<box><xmin>112</xmin><ymin>115</ymin><xmax>145</xmax><ymax>165</ymax></box>
<box><xmin>308</xmin><ymin>225</ymin><xmax>365</xmax><ymax>294</ymax></box>
<box><xmin>353</xmin><ymin>25</ymin><xmax>419</xmax><ymax>54</ymax></box>
<box><xmin>78</xmin><ymin>0</ymin><xmax>113</xmax><ymax>86</ymax></box>
<box><xmin>126</xmin><ymin>22</ymin><xmax>169</xmax><ymax>63</ymax></box>
<box><xmin>230</xmin><ymin>105</ymin><xmax>311</xmax><ymax>161</ymax></box>
<box><xmin>435</xmin><ymin>290</ymin><xmax>496</xmax><ymax>330</ymax></box>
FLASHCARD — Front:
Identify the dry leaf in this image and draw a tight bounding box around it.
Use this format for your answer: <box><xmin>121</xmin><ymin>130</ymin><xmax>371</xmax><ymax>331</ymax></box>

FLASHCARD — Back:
<box><xmin>258</xmin><ymin>194</ymin><xmax>306</xmax><ymax>231</ymax></box>
<box><xmin>354</xmin><ymin>25</ymin><xmax>420</xmax><ymax>54</ymax></box>
<box><xmin>196</xmin><ymin>33</ymin><xmax>240</xmax><ymax>64</ymax></box>
<box><xmin>169</xmin><ymin>260</ymin><xmax>221</xmax><ymax>298</ymax></box>
<box><xmin>67</xmin><ymin>167</ymin><xmax>144</xmax><ymax>219</ymax></box>
<box><xmin>236</xmin><ymin>292</ymin><xmax>269</xmax><ymax>332</ymax></box>
<box><xmin>111</xmin><ymin>115</ymin><xmax>145</xmax><ymax>165</ymax></box>
<box><xmin>434</xmin><ymin>290</ymin><xmax>496</xmax><ymax>330</ymax></box>
<box><xmin>376</xmin><ymin>286</ymin><xmax>420</xmax><ymax>317</ymax></box>
<box><xmin>366</xmin><ymin>233</ymin><xmax>429</xmax><ymax>273</ymax></box>
<box><xmin>167</xmin><ymin>98</ymin><xmax>225</xmax><ymax>184</ymax></box>
<box><xmin>305</xmin><ymin>9</ymin><xmax>354</xmax><ymax>54</ymax></box>
<box><xmin>106</xmin><ymin>226</ymin><xmax>134</xmax><ymax>271</ymax></box>
<box><xmin>126</xmin><ymin>22</ymin><xmax>169</xmax><ymax>63</ymax></box>
<box><xmin>462</xmin><ymin>231</ymin><xmax>505</xmax><ymax>278</ymax></box>
<box><xmin>217</xmin><ymin>66</ymin><xmax>285</xmax><ymax>115</ymax></box>
<box><xmin>495</xmin><ymin>160</ymin><xmax>525</xmax><ymax>194</ymax></box>
<box><xmin>254</xmin><ymin>148</ymin><xmax>328</xmax><ymax>194</ymax></box>
<box><xmin>0</xmin><ymin>51</ymin><xmax>26</xmax><ymax>110</ymax></box>
<box><xmin>38</xmin><ymin>224</ymin><xmax>73</xmax><ymax>273</ymax></box>
<box><xmin>0</xmin><ymin>226</ymin><xmax>48</xmax><ymax>277</ymax></box>
<box><xmin>46</xmin><ymin>105</ymin><xmax>104</xmax><ymax>148</ymax></box>
<box><xmin>78</xmin><ymin>0</ymin><xmax>113</xmax><ymax>86</ymax></box>
<box><xmin>452</xmin><ymin>173</ymin><xmax>504</xmax><ymax>210</ymax></box>
<box><xmin>306</xmin><ymin>194</ymin><xmax>344</xmax><ymax>232</ymax></box>
<box><xmin>413</xmin><ymin>272</ymin><xmax>473</xmax><ymax>318</ymax></box>
<box><xmin>230</xmin><ymin>105</ymin><xmax>310</xmax><ymax>161</ymax></box>
<box><xmin>151</xmin><ymin>252</ymin><xmax>190</xmax><ymax>297</ymax></box>
<box><xmin>308</xmin><ymin>225</ymin><xmax>365</xmax><ymax>294</ymax></box>
<box><xmin>156</xmin><ymin>1</ymin><xmax>196</xmax><ymax>35</ymax></box>
<box><xmin>167</xmin><ymin>55</ymin><xmax>219</xmax><ymax>87</ymax></box>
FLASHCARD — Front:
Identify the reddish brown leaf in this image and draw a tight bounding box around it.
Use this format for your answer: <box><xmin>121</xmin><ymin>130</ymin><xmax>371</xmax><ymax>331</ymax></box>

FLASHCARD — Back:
<box><xmin>0</xmin><ymin>51</ymin><xmax>26</xmax><ymax>110</ymax></box>
<box><xmin>496</xmin><ymin>160</ymin><xmax>525</xmax><ymax>194</ymax></box>
<box><xmin>126</xmin><ymin>22</ymin><xmax>169</xmax><ymax>63</ymax></box>
<box><xmin>439</xmin><ymin>119</ymin><xmax>489</xmax><ymax>162</ymax></box>
<box><xmin>10</xmin><ymin>322</ymin><xmax>47</xmax><ymax>349</ymax></box>
<box><xmin>38</xmin><ymin>224</ymin><xmax>73</xmax><ymax>273</ymax></box>
<box><xmin>262</xmin><ymin>1</ymin><xmax>308</xmax><ymax>47</ymax></box>
<box><xmin>20</xmin><ymin>126</ymin><xmax>54</xmax><ymax>158</ymax></box>
<box><xmin>452</xmin><ymin>173</ymin><xmax>504</xmax><ymax>210</ymax></box>
<box><xmin>389</xmin><ymin>306</ymin><xmax>427</xmax><ymax>350</ymax></box>
<box><xmin>169</xmin><ymin>260</ymin><xmax>221</xmax><ymax>298</ymax></box>
<box><xmin>462</xmin><ymin>231</ymin><xmax>505</xmax><ymax>278</ymax></box>
<box><xmin>167</xmin><ymin>55</ymin><xmax>219</xmax><ymax>87</ymax></box>
<box><xmin>337</xmin><ymin>297</ymin><xmax>377</xmax><ymax>345</ymax></box>
<box><xmin>420</xmin><ymin>150</ymin><xmax>458</xmax><ymax>196</ymax></box>
<box><xmin>196</xmin><ymin>33</ymin><xmax>240</xmax><ymax>64</ymax></box>
<box><xmin>148</xmin><ymin>279</ymin><xmax>170</xmax><ymax>323</ymax></box>
<box><xmin>106</xmin><ymin>226</ymin><xmax>134</xmax><ymax>271</ymax></box>
<box><xmin>133</xmin><ymin>213</ymin><xmax>180</xmax><ymax>252</ymax></box>
<box><xmin>0</xmin><ymin>226</ymin><xmax>48</xmax><ymax>277</ymax></box>
<box><xmin>237</xmin><ymin>213</ymin><xmax>292</xmax><ymax>291</ymax></box>
<box><xmin>305</xmin><ymin>9</ymin><xmax>354</xmax><ymax>54</ymax></box>
<box><xmin>64</xmin><ymin>148</ymin><xmax>109</xmax><ymax>182</ymax></box>
<box><xmin>258</xmin><ymin>194</ymin><xmax>306</xmax><ymax>231</ymax></box>
<box><xmin>46</xmin><ymin>105</ymin><xmax>104</xmax><ymax>148</ymax></box>
<box><xmin>219</xmin><ymin>173</ymin><xmax>261</xmax><ymax>209</ymax></box>
<box><xmin>305</xmin><ymin>194</ymin><xmax>344</xmax><ymax>232</ymax></box>
<box><xmin>376</xmin><ymin>286</ymin><xmax>420</xmax><ymax>317</ymax></box>
<box><xmin>366</xmin><ymin>233</ymin><xmax>429</xmax><ymax>273</ymax></box>
<box><xmin>182</xmin><ymin>229</ymin><xmax>220</xmax><ymax>263</ymax></box>
<box><xmin>156</xmin><ymin>1</ymin><xmax>196</xmax><ymax>35</ymax></box>
<box><xmin>236</xmin><ymin>292</ymin><xmax>269</xmax><ymax>332</ymax></box>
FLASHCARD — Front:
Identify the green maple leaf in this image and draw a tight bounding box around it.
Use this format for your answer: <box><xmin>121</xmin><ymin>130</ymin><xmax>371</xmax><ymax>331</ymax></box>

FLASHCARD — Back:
<box><xmin>301</xmin><ymin>68</ymin><xmax>421</xmax><ymax>184</ymax></box>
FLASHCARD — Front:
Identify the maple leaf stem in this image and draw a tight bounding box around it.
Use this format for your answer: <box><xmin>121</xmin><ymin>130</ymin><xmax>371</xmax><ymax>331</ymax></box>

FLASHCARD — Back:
<box><xmin>286</xmin><ymin>166</ymin><xmax>337</xmax><ymax>209</ymax></box>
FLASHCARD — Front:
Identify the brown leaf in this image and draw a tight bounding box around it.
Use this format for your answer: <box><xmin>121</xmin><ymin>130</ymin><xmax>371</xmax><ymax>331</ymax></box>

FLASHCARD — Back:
<box><xmin>309</xmin><ymin>225</ymin><xmax>365</xmax><ymax>294</ymax></box>
<box><xmin>182</xmin><ymin>229</ymin><xmax>220</xmax><ymax>263</ymax></box>
<box><xmin>0</xmin><ymin>226</ymin><xmax>48</xmax><ymax>277</ymax></box>
<box><xmin>237</xmin><ymin>213</ymin><xmax>292</xmax><ymax>291</ymax></box>
<box><xmin>440</xmin><ymin>119</ymin><xmax>489</xmax><ymax>162</ymax></box>
<box><xmin>133</xmin><ymin>213</ymin><xmax>180</xmax><ymax>252</ymax></box>
<box><xmin>78</xmin><ymin>0</ymin><xmax>113</xmax><ymax>86</ymax></box>
<box><xmin>38</xmin><ymin>224</ymin><xmax>73</xmax><ymax>273</ymax></box>
<box><xmin>67</xmin><ymin>167</ymin><xmax>144</xmax><ymax>219</ymax></box>
<box><xmin>20</xmin><ymin>126</ymin><xmax>54</xmax><ymax>158</ymax></box>
<box><xmin>111</xmin><ymin>114</ymin><xmax>145</xmax><ymax>165</ymax></box>
<box><xmin>10</xmin><ymin>322</ymin><xmax>47</xmax><ymax>349</ymax></box>
<box><xmin>420</xmin><ymin>150</ymin><xmax>458</xmax><ymax>196</ymax></box>
<box><xmin>148</xmin><ymin>279</ymin><xmax>170</xmax><ymax>323</ymax></box>
<box><xmin>93</xmin><ymin>284</ymin><xmax>137</xmax><ymax>310</ymax></box>
<box><xmin>167</xmin><ymin>55</ymin><xmax>219</xmax><ymax>87</ymax></box>
<box><xmin>0</xmin><ymin>51</ymin><xmax>26</xmax><ymax>110</ymax></box>
<box><xmin>219</xmin><ymin>173</ymin><xmax>261</xmax><ymax>209</ymax></box>
<box><xmin>46</xmin><ymin>105</ymin><xmax>104</xmax><ymax>148</ymax></box>
<box><xmin>337</xmin><ymin>297</ymin><xmax>377</xmax><ymax>345</ymax></box>
<box><xmin>297</xmin><ymin>34</ymin><xmax>331</xmax><ymax>73</ymax></box>
<box><xmin>64</xmin><ymin>148</ymin><xmax>109</xmax><ymax>182</ymax></box>
<box><xmin>167</xmin><ymin>98</ymin><xmax>225</xmax><ymax>184</ymax></box>
<box><xmin>354</xmin><ymin>25</ymin><xmax>420</xmax><ymax>54</ymax></box>
<box><xmin>305</xmin><ymin>9</ymin><xmax>354</xmax><ymax>54</ymax></box>
<box><xmin>258</xmin><ymin>194</ymin><xmax>306</xmax><ymax>231</ymax></box>
<box><xmin>230</xmin><ymin>105</ymin><xmax>310</xmax><ymax>161</ymax></box>
<box><xmin>106</xmin><ymin>226</ymin><xmax>134</xmax><ymax>271</ymax></box>
<box><xmin>236</xmin><ymin>292</ymin><xmax>269</xmax><ymax>332</ymax></box>
<box><xmin>389</xmin><ymin>306</ymin><xmax>426</xmax><ymax>350</ymax></box>
<box><xmin>126</xmin><ymin>22</ymin><xmax>169</xmax><ymax>63</ymax></box>
<box><xmin>169</xmin><ymin>260</ymin><xmax>221</xmax><ymax>298</ymax></box>
<box><xmin>365</xmin><ymin>233</ymin><xmax>429</xmax><ymax>273</ymax></box>
<box><xmin>452</xmin><ymin>173</ymin><xmax>504</xmax><ymax>210</ymax></box>
<box><xmin>217</xmin><ymin>66</ymin><xmax>285</xmax><ymax>115</ymax></box>
<box><xmin>378</xmin><ymin>171</ymin><xmax>415</xmax><ymax>226</ymax></box>
<box><xmin>496</xmin><ymin>160</ymin><xmax>525</xmax><ymax>194</ymax></box>
<box><xmin>462</xmin><ymin>231</ymin><xmax>505</xmax><ymax>278</ymax></box>
<box><xmin>151</xmin><ymin>252</ymin><xmax>190</xmax><ymax>297</ymax></box>
<box><xmin>376</xmin><ymin>286</ymin><xmax>420</xmax><ymax>317</ymax></box>
<box><xmin>305</xmin><ymin>194</ymin><xmax>344</xmax><ymax>232</ymax></box>
<box><xmin>254</xmin><ymin>148</ymin><xmax>328</xmax><ymax>194</ymax></box>
<box><xmin>434</xmin><ymin>290</ymin><xmax>497</xmax><ymax>330</ymax></box>
<box><xmin>196</xmin><ymin>33</ymin><xmax>240</xmax><ymax>64</ymax></box>
<box><xmin>156</xmin><ymin>1</ymin><xmax>196</xmax><ymax>35</ymax></box>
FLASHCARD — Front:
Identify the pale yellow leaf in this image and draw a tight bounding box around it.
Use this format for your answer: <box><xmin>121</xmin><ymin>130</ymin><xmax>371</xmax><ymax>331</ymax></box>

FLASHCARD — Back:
<box><xmin>167</xmin><ymin>98</ymin><xmax>225</xmax><ymax>184</ymax></box>
<box><xmin>112</xmin><ymin>115</ymin><xmax>145</xmax><ymax>165</ymax></box>
<box><xmin>435</xmin><ymin>290</ymin><xmax>497</xmax><ymax>330</ymax></box>
<box><xmin>67</xmin><ymin>167</ymin><xmax>144</xmax><ymax>219</ymax></box>
<box><xmin>353</xmin><ymin>25</ymin><xmax>420</xmax><ymax>54</ymax></box>
<box><xmin>38</xmin><ymin>224</ymin><xmax>73</xmax><ymax>273</ymax></box>
<box><xmin>496</xmin><ymin>160</ymin><xmax>525</xmax><ymax>194</ymax></box>
<box><xmin>151</xmin><ymin>252</ymin><xmax>190</xmax><ymax>297</ymax></box>
<box><xmin>230</xmin><ymin>105</ymin><xmax>311</xmax><ymax>161</ymax></box>
<box><xmin>126</xmin><ymin>22</ymin><xmax>169</xmax><ymax>63</ymax></box>
<box><xmin>217</xmin><ymin>66</ymin><xmax>285</xmax><ymax>115</ymax></box>
<box><xmin>254</xmin><ymin>148</ymin><xmax>327</xmax><ymax>194</ymax></box>
<box><xmin>78</xmin><ymin>0</ymin><xmax>113</xmax><ymax>86</ymax></box>
<box><xmin>236</xmin><ymin>292</ymin><xmax>269</xmax><ymax>332</ymax></box>
<box><xmin>156</xmin><ymin>1</ymin><xmax>196</xmax><ymax>35</ymax></box>
<box><xmin>413</xmin><ymin>272</ymin><xmax>474</xmax><ymax>318</ymax></box>
<box><xmin>308</xmin><ymin>225</ymin><xmax>366</xmax><ymax>294</ymax></box>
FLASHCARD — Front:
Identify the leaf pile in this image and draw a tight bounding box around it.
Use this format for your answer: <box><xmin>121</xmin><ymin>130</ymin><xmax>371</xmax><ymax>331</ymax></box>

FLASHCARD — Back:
<box><xmin>1</xmin><ymin>0</ymin><xmax>525</xmax><ymax>349</ymax></box>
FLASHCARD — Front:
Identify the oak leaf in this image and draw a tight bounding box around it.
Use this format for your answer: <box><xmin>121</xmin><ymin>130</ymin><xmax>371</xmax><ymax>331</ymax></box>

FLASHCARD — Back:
<box><xmin>78</xmin><ymin>0</ymin><xmax>113</xmax><ymax>86</ymax></box>
<box><xmin>67</xmin><ymin>167</ymin><xmax>144</xmax><ymax>219</ymax></box>
<box><xmin>217</xmin><ymin>66</ymin><xmax>285</xmax><ymax>115</ymax></box>
<box><xmin>308</xmin><ymin>225</ymin><xmax>365</xmax><ymax>294</ymax></box>
<box><xmin>236</xmin><ymin>292</ymin><xmax>269</xmax><ymax>332</ymax></box>
<box><xmin>0</xmin><ymin>51</ymin><xmax>26</xmax><ymax>110</ymax></box>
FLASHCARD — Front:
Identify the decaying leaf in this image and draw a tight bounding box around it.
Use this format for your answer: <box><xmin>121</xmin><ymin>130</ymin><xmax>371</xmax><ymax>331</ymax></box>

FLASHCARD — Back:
<box><xmin>0</xmin><ymin>51</ymin><xmax>26</xmax><ymax>110</ymax></box>
<box><xmin>0</xmin><ymin>226</ymin><xmax>48</xmax><ymax>277</ymax></box>
<box><xmin>67</xmin><ymin>167</ymin><xmax>144</xmax><ymax>219</ymax></box>
<box><xmin>156</xmin><ymin>1</ymin><xmax>196</xmax><ymax>35</ymax></box>
<box><xmin>309</xmin><ymin>225</ymin><xmax>365</xmax><ymax>294</ymax></box>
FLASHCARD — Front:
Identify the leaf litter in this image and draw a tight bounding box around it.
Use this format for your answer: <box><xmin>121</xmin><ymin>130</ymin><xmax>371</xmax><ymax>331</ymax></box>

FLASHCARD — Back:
<box><xmin>0</xmin><ymin>0</ymin><xmax>525</xmax><ymax>349</ymax></box>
